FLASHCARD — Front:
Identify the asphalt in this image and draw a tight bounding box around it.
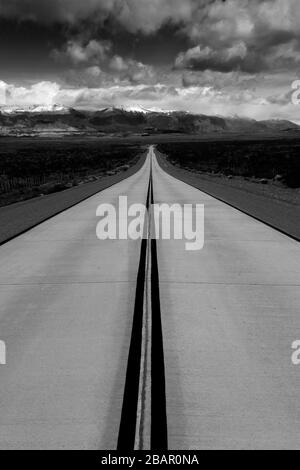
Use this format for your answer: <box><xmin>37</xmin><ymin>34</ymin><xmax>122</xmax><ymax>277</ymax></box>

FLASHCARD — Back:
<box><xmin>157</xmin><ymin>153</ymin><xmax>300</xmax><ymax>241</ymax></box>
<box><xmin>0</xmin><ymin>154</ymin><xmax>146</xmax><ymax>246</ymax></box>
<box><xmin>0</xmin><ymin>154</ymin><xmax>151</xmax><ymax>449</ymax></box>
<box><xmin>152</xmin><ymin>152</ymin><xmax>300</xmax><ymax>450</ymax></box>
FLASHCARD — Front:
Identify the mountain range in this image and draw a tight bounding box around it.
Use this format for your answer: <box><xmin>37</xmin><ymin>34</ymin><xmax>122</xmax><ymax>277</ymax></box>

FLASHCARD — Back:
<box><xmin>0</xmin><ymin>106</ymin><xmax>299</xmax><ymax>137</ymax></box>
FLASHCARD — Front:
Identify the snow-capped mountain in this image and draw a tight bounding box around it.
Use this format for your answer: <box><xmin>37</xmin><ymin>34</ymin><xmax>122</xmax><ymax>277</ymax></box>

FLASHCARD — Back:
<box><xmin>0</xmin><ymin>105</ymin><xmax>299</xmax><ymax>136</ymax></box>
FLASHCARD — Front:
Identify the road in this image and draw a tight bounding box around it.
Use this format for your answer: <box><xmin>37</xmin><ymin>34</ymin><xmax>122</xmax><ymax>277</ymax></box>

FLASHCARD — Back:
<box><xmin>152</xmin><ymin>151</ymin><xmax>300</xmax><ymax>450</ymax></box>
<box><xmin>0</xmin><ymin>154</ymin><xmax>146</xmax><ymax>246</ymax></box>
<box><xmin>0</xmin><ymin>154</ymin><xmax>151</xmax><ymax>449</ymax></box>
<box><xmin>157</xmin><ymin>152</ymin><xmax>300</xmax><ymax>242</ymax></box>
<box><xmin>0</xmin><ymin>146</ymin><xmax>299</xmax><ymax>449</ymax></box>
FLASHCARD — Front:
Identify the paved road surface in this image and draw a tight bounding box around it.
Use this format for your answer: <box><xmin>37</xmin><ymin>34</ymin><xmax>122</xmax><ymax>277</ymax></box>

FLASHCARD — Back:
<box><xmin>0</xmin><ymin>155</ymin><xmax>146</xmax><ymax>246</ymax></box>
<box><xmin>0</xmin><ymin>154</ymin><xmax>151</xmax><ymax>449</ymax></box>
<box><xmin>152</xmin><ymin>151</ymin><xmax>300</xmax><ymax>450</ymax></box>
<box><xmin>0</xmin><ymin>146</ymin><xmax>300</xmax><ymax>449</ymax></box>
<box><xmin>157</xmin><ymin>152</ymin><xmax>300</xmax><ymax>241</ymax></box>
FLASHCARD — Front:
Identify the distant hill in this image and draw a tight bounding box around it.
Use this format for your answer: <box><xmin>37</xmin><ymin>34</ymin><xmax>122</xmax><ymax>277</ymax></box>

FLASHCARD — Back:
<box><xmin>0</xmin><ymin>106</ymin><xmax>299</xmax><ymax>136</ymax></box>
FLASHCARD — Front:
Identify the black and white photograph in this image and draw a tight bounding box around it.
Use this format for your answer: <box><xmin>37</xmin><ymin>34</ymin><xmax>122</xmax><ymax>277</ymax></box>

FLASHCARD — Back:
<box><xmin>0</xmin><ymin>0</ymin><xmax>299</xmax><ymax>454</ymax></box>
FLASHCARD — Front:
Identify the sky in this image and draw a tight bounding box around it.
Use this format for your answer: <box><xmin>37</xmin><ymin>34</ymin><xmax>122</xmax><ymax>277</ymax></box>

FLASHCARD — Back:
<box><xmin>0</xmin><ymin>0</ymin><xmax>299</xmax><ymax>121</ymax></box>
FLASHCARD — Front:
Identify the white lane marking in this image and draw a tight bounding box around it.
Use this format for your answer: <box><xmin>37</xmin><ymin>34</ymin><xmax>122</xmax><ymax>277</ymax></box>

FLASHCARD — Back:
<box><xmin>135</xmin><ymin>150</ymin><xmax>153</xmax><ymax>450</ymax></box>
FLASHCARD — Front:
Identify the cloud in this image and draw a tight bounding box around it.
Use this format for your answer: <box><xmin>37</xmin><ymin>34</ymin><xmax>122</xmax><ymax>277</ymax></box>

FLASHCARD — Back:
<box><xmin>52</xmin><ymin>37</ymin><xmax>156</xmax><ymax>86</ymax></box>
<box><xmin>175</xmin><ymin>42</ymin><xmax>258</xmax><ymax>73</ymax></box>
<box><xmin>109</xmin><ymin>55</ymin><xmax>156</xmax><ymax>84</ymax></box>
<box><xmin>0</xmin><ymin>0</ymin><xmax>299</xmax><ymax>44</ymax></box>
<box><xmin>64</xmin><ymin>66</ymin><xmax>106</xmax><ymax>87</ymax></box>
<box><xmin>113</xmin><ymin>0</ymin><xmax>201</xmax><ymax>34</ymax></box>
<box><xmin>85</xmin><ymin>65</ymin><xmax>102</xmax><ymax>78</ymax></box>
<box><xmin>109</xmin><ymin>55</ymin><xmax>129</xmax><ymax>72</ymax></box>
<box><xmin>52</xmin><ymin>39</ymin><xmax>112</xmax><ymax>65</ymax></box>
<box><xmin>3</xmin><ymin>1</ymin><xmax>300</xmax><ymax>76</ymax></box>
<box><xmin>175</xmin><ymin>0</ymin><xmax>300</xmax><ymax>73</ymax></box>
<box><xmin>0</xmin><ymin>0</ymin><xmax>206</xmax><ymax>31</ymax></box>
<box><xmin>182</xmin><ymin>0</ymin><xmax>300</xmax><ymax>43</ymax></box>
<box><xmin>1</xmin><ymin>81</ymin><xmax>60</xmax><ymax>106</ymax></box>
<box><xmin>0</xmin><ymin>0</ymin><xmax>114</xmax><ymax>24</ymax></box>
<box><xmin>181</xmin><ymin>70</ymin><xmax>259</xmax><ymax>90</ymax></box>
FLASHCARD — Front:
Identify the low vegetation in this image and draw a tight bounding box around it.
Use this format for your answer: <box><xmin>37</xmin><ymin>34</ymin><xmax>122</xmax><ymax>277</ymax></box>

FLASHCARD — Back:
<box><xmin>0</xmin><ymin>139</ymin><xmax>143</xmax><ymax>206</ymax></box>
<box><xmin>158</xmin><ymin>139</ymin><xmax>300</xmax><ymax>188</ymax></box>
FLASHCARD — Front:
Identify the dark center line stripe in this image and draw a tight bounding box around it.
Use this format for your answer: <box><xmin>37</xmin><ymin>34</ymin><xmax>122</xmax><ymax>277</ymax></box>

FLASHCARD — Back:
<box><xmin>150</xmin><ymin>160</ymin><xmax>168</xmax><ymax>451</ymax></box>
<box><xmin>117</xmin><ymin>168</ymin><xmax>151</xmax><ymax>451</ymax></box>
<box><xmin>117</xmin><ymin>150</ymin><xmax>168</xmax><ymax>450</ymax></box>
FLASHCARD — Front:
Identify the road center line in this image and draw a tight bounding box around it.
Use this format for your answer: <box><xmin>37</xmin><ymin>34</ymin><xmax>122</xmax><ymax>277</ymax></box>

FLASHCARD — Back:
<box><xmin>117</xmin><ymin>148</ymin><xmax>168</xmax><ymax>451</ymax></box>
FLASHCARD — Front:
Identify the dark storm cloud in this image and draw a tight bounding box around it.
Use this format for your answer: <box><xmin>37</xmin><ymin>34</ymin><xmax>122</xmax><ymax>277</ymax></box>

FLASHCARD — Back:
<box><xmin>0</xmin><ymin>0</ymin><xmax>218</xmax><ymax>32</ymax></box>
<box><xmin>0</xmin><ymin>0</ymin><xmax>217</xmax><ymax>84</ymax></box>
<box><xmin>176</xmin><ymin>43</ymin><xmax>266</xmax><ymax>73</ymax></box>
<box><xmin>1</xmin><ymin>1</ymin><xmax>299</xmax><ymax>75</ymax></box>
<box><xmin>175</xmin><ymin>0</ymin><xmax>300</xmax><ymax>74</ymax></box>
<box><xmin>52</xmin><ymin>39</ymin><xmax>113</xmax><ymax>65</ymax></box>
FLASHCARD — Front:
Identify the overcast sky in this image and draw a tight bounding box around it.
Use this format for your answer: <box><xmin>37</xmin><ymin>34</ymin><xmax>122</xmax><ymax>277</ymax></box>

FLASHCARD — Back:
<box><xmin>0</xmin><ymin>0</ymin><xmax>299</xmax><ymax>120</ymax></box>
